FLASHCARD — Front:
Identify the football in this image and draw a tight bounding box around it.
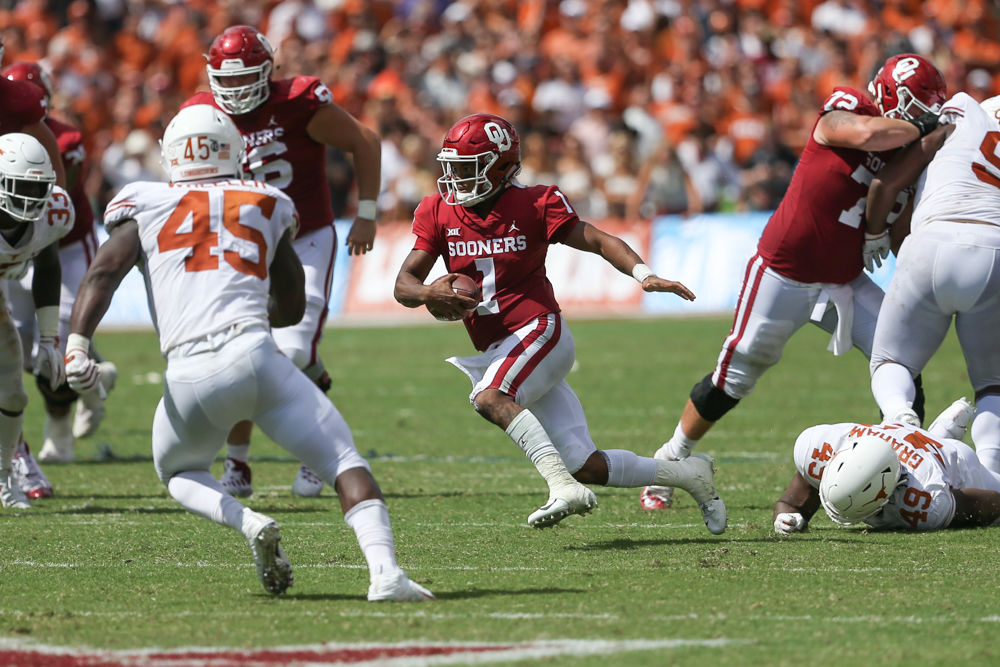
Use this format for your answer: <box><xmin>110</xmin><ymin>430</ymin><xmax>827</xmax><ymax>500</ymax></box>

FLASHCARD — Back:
<box><xmin>427</xmin><ymin>274</ymin><xmax>481</xmax><ymax>321</ymax></box>
<box><xmin>449</xmin><ymin>273</ymin><xmax>481</xmax><ymax>303</ymax></box>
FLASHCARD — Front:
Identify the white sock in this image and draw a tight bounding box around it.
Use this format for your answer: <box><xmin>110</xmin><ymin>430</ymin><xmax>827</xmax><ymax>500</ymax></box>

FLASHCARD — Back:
<box><xmin>972</xmin><ymin>395</ymin><xmax>1000</xmax><ymax>473</ymax></box>
<box><xmin>506</xmin><ymin>410</ymin><xmax>577</xmax><ymax>490</ymax></box>
<box><xmin>344</xmin><ymin>498</ymin><xmax>398</xmax><ymax>581</ymax></box>
<box><xmin>655</xmin><ymin>422</ymin><xmax>698</xmax><ymax>460</ymax></box>
<box><xmin>0</xmin><ymin>412</ymin><xmax>23</xmax><ymax>470</ymax></box>
<box><xmin>871</xmin><ymin>363</ymin><xmax>916</xmax><ymax>419</ymax></box>
<box><xmin>227</xmin><ymin>443</ymin><xmax>250</xmax><ymax>462</ymax></box>
<box><xmin>166</xmin><ymin>471</ymin><xmax>247</xmax><ymax>532</ymax></box>
<box><xmin>602</xmin><ymin>449</ymin><xmax>658</xmax><ymax>487</ymax></box>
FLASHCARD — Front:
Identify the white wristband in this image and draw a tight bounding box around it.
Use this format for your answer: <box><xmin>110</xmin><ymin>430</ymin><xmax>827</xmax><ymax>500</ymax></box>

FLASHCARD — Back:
<box><xmin>357</xmin><ymin>199</ymin><xmax>377</xmax><ymax>220</ymax></box>
<box><xmin>631</xmin><ymin>263</ymin><xmax>654</xmax><ymax>283</ymax></box>
<box><xmin>66</xmin><ymin>332</ymin><xmax>91</xmax><ymax>355</ymax></box>
<box><xmin>36</xmin><ymin>306</ymin><xmax>60</xmax><ymax>338</ymax></box>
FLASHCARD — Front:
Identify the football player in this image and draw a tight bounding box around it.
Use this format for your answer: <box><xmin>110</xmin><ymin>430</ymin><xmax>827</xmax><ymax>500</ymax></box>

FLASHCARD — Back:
<box><xmin>393</xmin><ymin>113</ymin><xmax>727</xmax><ymax>534</ymax></box>
<box><xmin>180</xmin><ymin>25</ymin><xmax>382</xmax><ymax>499</ymax></box>
<box><xmin>865</xmin><ymin>90</ymin><xmax>1000</xmax><ymax>474</ymax></box>
<box><xmin>65</xmin><ymin>105</ymin><xmax>432</xmax><ymax>601</ymax></box>
<box><xmin>773</xmin><ymin>399</ymin><xmax>1000</xmax><ymax>533</ymax></box>
<box><xmin>2</xmin><ymin>61</ymin><xmax>116</xmax><ymax>474</ymax></box>
<box><xmin>641</xmin><ymin>54</ymin><xmax>946</xmax><ymax>511</ymax></box>
<box><xmin>0</xmin><ymin>132</ymin><xmax>74</xmax><ymax>508</ymax></box>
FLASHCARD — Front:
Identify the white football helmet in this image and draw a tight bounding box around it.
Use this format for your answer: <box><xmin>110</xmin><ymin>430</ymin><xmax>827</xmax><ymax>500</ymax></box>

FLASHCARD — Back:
<box><xmin>0</xmin><ymin>132</ymin><xmax>56</xmax><ymax>225</ymax></box>
<box><xmin>160</xmin><ymin>105</ymin><xmax>246</xmax><ymax>183</ymax></box>
<box><xmin>819</xmin><ymin>434</ymin><xmax>901</xmax><ymax>526</ymax></box>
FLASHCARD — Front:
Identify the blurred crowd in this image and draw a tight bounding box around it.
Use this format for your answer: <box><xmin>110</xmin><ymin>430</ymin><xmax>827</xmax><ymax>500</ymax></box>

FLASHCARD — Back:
<box><xmin>2</xmin><ymin>0</ymin><xmax>999</xmax><ymax>222</ymax></box>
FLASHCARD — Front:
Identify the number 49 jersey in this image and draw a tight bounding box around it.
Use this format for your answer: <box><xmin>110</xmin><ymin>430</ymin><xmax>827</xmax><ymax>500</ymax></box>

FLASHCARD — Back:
<box><xmin>793</xmin><ymin>421</ymin><xmax>973</xmax><ymax>530</ymax></box>
<box><xmin>758</xmin><ymin>87</ymin><xmax>898</xmax><ymax>285</ymax></box>
<box><xmin>910</xmin><ymin>92</ymin><xmax>1000</xmax><ymax>232</ymax></box>
<box><xmin>104</xmin><ymin>179</ymin><xmax>298</xmax><ymax>356</ymax></box>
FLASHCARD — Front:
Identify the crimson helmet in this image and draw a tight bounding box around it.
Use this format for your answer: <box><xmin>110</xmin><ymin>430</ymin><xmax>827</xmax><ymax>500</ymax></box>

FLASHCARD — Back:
<box><xmin>205</xmin><ymin>25</ymin><xmax>275</xmax><ymax>115</ymax></box>
<box><xmin>2</xmin><ymin>61</ymin><xmax>54</xmax><ymax>107</ymax></box>
<box><xmin>868</xmin><ymin>53</ymin><xmax>946</xmax><ymax>120</ymax></box>
<box><xmin>437</xmin><ymin>113</ymin><xmax>521</xmax><ymax>207</ymax></box>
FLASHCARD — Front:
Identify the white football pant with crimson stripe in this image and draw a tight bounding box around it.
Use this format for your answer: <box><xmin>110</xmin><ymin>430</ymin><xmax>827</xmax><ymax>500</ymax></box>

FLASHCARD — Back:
<box><xmin>447</xmin><ymin>313</ymin><xmax>598</xmax><ymax>472</ymax></box>
<box><xmin>711</xmin><ymin>254</ymin><xmax>883</xmax><ymax>400</ymax></box>
<box><xmin>271</xmin><ymin>225</ymin><xmax>336</xmax><ymax>374</ymax></box>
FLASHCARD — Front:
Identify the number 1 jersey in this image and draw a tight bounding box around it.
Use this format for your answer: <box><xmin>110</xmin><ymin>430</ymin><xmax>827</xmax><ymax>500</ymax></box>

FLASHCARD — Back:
<box><xmin>411</xmin><ymin>183</ymin><xmax>580</xmax><ymax>351</ymax></box>
<box><xmin>104</xmin><ymin>179</ymin><xmax>298</xmax><ymax>356</ymax></box>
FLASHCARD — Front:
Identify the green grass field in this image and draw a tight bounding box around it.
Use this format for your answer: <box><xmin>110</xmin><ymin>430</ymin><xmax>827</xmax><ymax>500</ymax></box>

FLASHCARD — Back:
<box><xmin>2</xmin><ymin>316</ymin><xmax>996</xmax><ymax>666</ymax></box>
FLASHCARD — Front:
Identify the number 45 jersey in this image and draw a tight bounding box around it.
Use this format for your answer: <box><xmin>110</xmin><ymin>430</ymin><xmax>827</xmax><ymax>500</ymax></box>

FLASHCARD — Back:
<box><xmin>757</xmin><ymin>87</ymin><xmax>899</xmax><ymax>285</ymax></box>
<box><xmin>910</xmin><ymin>92</ymin><xmax>1000</xmax><ymax>233</ymax></box>
<box><xmin>793</xmin><ymin>421</ymin><xmax>992</xmax><ymax>530</ymax></box>
<box><xmin>104</xmin><ymin>179</ymin><xmax>298</xmax><ymax>356</ymax></box>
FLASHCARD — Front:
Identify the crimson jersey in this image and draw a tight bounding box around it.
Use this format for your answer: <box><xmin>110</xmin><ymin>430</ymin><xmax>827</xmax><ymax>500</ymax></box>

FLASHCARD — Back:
<box><xmin>0</xmin><ymin>78</ymin><xmax>46</xmax><ymax>132</ymax></box>
<box><xmin>758</xmin><ymin>87</ymin><xmax>897</xmax><ymax>284</ymax></box>
<box><xmin>411</xmin><ymin>183</ymin><xmax>580</xmax><ymax>351</ymax></box>
<box><xmin>46</xmin><ymin>116</ymin><xmax>94</xmax><ymax>246</ymax></box>
<box><xmin>182</xmin><ymin>76</ymin><xmax>334</xmax><ymax>237</ymax></box>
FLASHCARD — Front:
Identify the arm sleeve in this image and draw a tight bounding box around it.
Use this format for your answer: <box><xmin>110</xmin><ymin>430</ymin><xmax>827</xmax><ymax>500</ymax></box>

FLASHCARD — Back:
<box><xmin>410</xmin><ymin>198</ymin><xmax>441</xmax><ymax>256</ymax></box>
<box><xmin>104</xmin><ymin>183</ymin><xmax>140</xmax><ymax>232</ymax></box>
<box><xmin>542</xmin><ymin>186</ymin><xmax>581</xmax><ymax>244</ymax></box>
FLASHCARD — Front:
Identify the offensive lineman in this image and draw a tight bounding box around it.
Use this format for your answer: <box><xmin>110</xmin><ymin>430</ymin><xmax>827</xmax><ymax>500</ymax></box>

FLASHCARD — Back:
<box><xmin>641</xmin><ymin>54</ymin><xmax>946</xmax><ymax>510</ymax></box>
<box><xmin>181</xmin><ymin>25</ymin><xmax>382</xmax><ymax>498</ymax></box>
<box><xmin>866</xmin><ymin>92</ymin><xmax>1000</xmax><ymax>473</ymax></box>
<box><xmin>393</xmin><ymin>112</ymin><xmax>726</xmax><ymax>533</ymax></box>
<box><xmin>65</xmin><ymin>105</ymin><xmax>432</xmax><ymax>601</ymax></box>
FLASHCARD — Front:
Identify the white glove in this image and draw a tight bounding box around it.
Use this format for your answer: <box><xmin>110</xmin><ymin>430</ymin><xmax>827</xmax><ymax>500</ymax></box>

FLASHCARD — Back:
<box><xmin>64</xmin><ymin>333</ymin><xmax>102</xmax><ymax>396</ymax></box>
<box><xmin>35</xmin><ymin>334</ymin><xmax>66</xmax><ymax>390</ymax></box>
<box><xmin>33</xmin><ymin>305</ymin><xmax>65</xmax><ymax>390</ymax></box>
<box><xmin>774</xmin><ymin>512</ymin><xmax>807</xmax><ymax>535</ymax></box>
<box><xmin>862</xmin><ymin>231</ymin><xmax>890</xmax><ymax>272</ymax></box>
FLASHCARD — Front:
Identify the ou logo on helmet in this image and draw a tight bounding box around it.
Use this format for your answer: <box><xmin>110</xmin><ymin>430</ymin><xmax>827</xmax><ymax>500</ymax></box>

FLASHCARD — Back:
<box><xmin>484</xmin><ymin>122</ymin><xmax>511</xmax><ymax>152</ymax></box>
<box><xmin>892</xmin><ymin>57</ymin><xmax>920</xmax><ymax>83</ymax></box>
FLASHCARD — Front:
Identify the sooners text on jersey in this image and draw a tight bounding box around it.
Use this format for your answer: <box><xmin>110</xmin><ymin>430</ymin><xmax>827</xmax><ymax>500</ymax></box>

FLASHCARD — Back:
<box><xmin>0</xmin><ymin>186</ymin><xmax>74</xmax><ymax>279</ymax></box>
<box><xmin>182</xmin><ymin>76</ymin><xmax>333</xmax><ymax>237</ymax></box>
<box><xmin>411</xmin><ymin>183</ymin><xmax>580</xmax><ymax>351</ymax></box>
<box><xmin>759</xmin><ymin>87</ymin><xmax>900</xmax><ymax>284</ymax></box>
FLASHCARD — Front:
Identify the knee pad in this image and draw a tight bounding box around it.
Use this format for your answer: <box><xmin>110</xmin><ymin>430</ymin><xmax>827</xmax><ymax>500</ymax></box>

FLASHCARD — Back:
<box><xmin>35</xmin><ymin>374</ymin><xmax>79</xmax><ymax>408</ymax></box>
<box><xmin>303</xmin><ymin>360</ymin><xmax>331</xmax><ymax>393</ymax></box>
<box><xmin>0</xmin><ymin>386</ymin><xmax>28</xmax><ymax>415</ymax></box>
<box><xmin>690</xmin><ymin>373</ymin><xmax>740</xmax><ymax>422</ymax></box>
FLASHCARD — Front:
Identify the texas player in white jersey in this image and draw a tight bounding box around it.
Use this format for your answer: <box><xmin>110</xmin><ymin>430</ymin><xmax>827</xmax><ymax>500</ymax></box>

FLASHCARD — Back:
<box><xmin>866</xmin><ymin>92</ymin><xmax>1000</xmax><ymax>474</ymax></box>
<box><xmin>0</xmin><ymin>132</ymin><xmax>73</xmax><ymax>508</ymax></box>
<box><xmin>773</xmin><ymin>403</ymin><xmax>1000</xmax><ymax>533</ymax></box>
<box><xmin>64</xmin><ymin>106</ymin><xmax>432</xmax><ymax>601</ymax></box>
<box><xmin>394</xmin><ymin>113</ymin><xmax>727</xmax><ymax>535</ymax></box>
<box><xmin>641</xmin><ymin>53</ymin><xmax>947</xmax><ymax>512</ymax></box>
<box><xmin>182</xmin><ymin>25</ymin><xmax>384</xmax><ymax>499</ymax></box>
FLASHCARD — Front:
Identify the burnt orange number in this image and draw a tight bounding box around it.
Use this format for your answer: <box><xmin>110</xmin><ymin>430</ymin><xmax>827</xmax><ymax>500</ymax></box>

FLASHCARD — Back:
<box><xmin>973</xmin><ymin>131</ymin><xmax>1000</xmax><ymax>188</ymax></box>
<box><xmin>902</xmin><ymin>487</ymin><xmax>932</xmax><ymax>509</ymax></box>
<box><xmin>807</xmin><ymin>442</ymin><xmax>835</xmax><ymax>480</ymax></box>
<box><xmin>902</xmin><ymin>431</ymin><xmax>946</xmax><ymax>467</ymax></box>
<box><xmin>157</xmin><ymin>190</ymin><xmax>218</xmax><ymax>271</ymax></box>
<box><xmin>899</xmin><ymin>508</ymin><xmax>928</xmax><ymax>528</ymax></box>
<box><xmin>157</xmin><ymin>189</ymin><xmax>273</xmax><ymax>278</ymax></box>
<box><xmin>222</xmin><ymin>190</ymin><xmax>272</xmax><ymax>280</ymax></box>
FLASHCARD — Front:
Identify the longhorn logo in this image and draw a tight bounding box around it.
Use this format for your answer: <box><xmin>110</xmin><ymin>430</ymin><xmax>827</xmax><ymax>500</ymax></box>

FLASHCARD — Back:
<box><xmin>484</xmin><ymin>122</ymin><xmax>512</xmax><ymax>152</ymax></box>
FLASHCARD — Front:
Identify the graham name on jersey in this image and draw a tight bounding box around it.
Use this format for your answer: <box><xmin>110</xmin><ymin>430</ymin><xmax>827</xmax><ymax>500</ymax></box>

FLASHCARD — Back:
<box><xmin>846</xmin><ymin>423</ymin><xmax>945</xmax><ymax>470</ymax></box>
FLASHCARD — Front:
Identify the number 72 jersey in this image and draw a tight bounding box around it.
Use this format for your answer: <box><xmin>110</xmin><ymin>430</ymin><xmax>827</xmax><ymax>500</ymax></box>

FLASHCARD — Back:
<box><xmin>104</xmin><ymin>179</ymin><xmax>298</xmax><ymax>356</ymax></box>
<box><xmin>793</xmin><ymin>421</ymin><xmax>970</xmax><ymax>530</ymax></box>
